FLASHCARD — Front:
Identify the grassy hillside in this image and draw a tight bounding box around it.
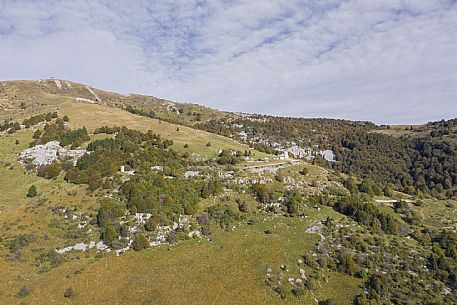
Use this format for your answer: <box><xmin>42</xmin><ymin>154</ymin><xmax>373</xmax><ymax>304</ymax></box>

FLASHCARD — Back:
<box><xmin>0</xmin><ymin>79</ymin><xmax>235</xmax><ymax>126</ymax></box>
<box><xmin>59</xmin><ymin>101</ymin><xmax>268</xmax><ymax>158</ymax></box>
<box><xmin>0</xmin><ymin>80</ymin><xmax>269</xmax><ymax>158</ymax></box>
<box><xmin>0</xmin><ymin>127</ymin><xmax>360</xmax><ymax>305</ymax></box>
<box><xmin>14</xmin><ymin>209</ymin><xmax>362</xmax><ymax>305</ymax></box>
<box><xmin>0</xmin><ymin>79</ymin><xmax>455</xmax><ymax>305</ymax></box>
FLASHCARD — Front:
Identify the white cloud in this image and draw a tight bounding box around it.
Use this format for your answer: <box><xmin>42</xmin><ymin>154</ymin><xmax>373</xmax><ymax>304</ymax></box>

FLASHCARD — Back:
<box><xmin>0</xmin><ymin>0</ymin><xmax>456</xmax><ymax>124</ymax></box>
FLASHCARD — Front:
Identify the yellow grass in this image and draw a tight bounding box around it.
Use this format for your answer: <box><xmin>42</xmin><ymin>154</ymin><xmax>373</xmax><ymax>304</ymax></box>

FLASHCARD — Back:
<box><xmin>18</xmin><ymin>209</ymin><xmax>361</xmax><ymax>305</ymax></box>
<box><xmin>58</xmin><ymin>101</ymin><xmax>270</xmax><ymax>158</ymax></box>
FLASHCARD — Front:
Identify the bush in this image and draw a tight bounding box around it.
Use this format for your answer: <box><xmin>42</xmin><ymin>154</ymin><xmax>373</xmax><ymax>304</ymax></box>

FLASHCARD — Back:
<box><xmin>292</xmin><ymin>286</ymin><xmax>304</xmax><ymax>296</ymax></box>
<box><xmin>37</xmin><ymin>162</ymin><xmax>62</xmax><ymax>179</ymax></box>
<box><xmin>275</xmin><ymin>171</ymin><xmax>285</xmax><ymax>182</ymax></box>
<box><xmin>64</xmin><ymin>287</ymin><xmax>74</xmax><ymax>298</ymax></box>
<box><xmin>144</xmin><ymin>217</ymin><xmax>158</xmax><ymax>231</ymax></box>
<box><xmin>132</xmin><ymin>234</ymin><xmax>149</xmax><ymax>251</ymax></box>
<box><xmin>237</xmin><ymin>199</ymin><xmax>249</xmax><ymax>213</ymax></box>
<box><xmin>306</xmin><ymin>278</ymin><xmax>316</xmax><ymax>290</ymax></box>
<box><xmin>300</xmin><ymin>167</ymin><xmax>309</xmax><ymax>176</ymax></box>
<box><xmin>27</xmin><ymin>185</ymin><xmax>37</xmax><ymax>198</ymax></box>
<box><xmin>102</xmin><ymin>223</ymin><xmax>118</xmax><ymax>245</ymax></box>
<box><xmin>273</xmin><ymin>285</ymin><xmax>286</xmax><ymax>299</ymax></box>
<box><xmin>322</xmin><ymin>298</ymin><xmax>339</xmax><ymax>305</ymax></box>
<box><xmin>414</xmin><ymin>200</ymin><xmax>424</xmax><ymax>207</ymax></box>
<box><xmin>17</xmin><ymin>286</ymin><xmax>30</xmax><ymax>298</ymax></box>
<box><xmin>8</xmin><ymin>234</ymin><xmax>36</xmax><ymax>261</ymax></box>
<box><xmin>32</xmin><ymin>129</ymin><xmax>42</xmax><ymax>139</ymax></box>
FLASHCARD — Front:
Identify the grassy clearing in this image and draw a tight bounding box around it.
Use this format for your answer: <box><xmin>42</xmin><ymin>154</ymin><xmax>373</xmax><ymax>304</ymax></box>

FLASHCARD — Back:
<box><xmin>282</xmin><ymin>162</ymin><xmax>329</xmax><ymax>181</ymax></box>
<box><xmin>411</xmin><ymin>199</ymin><xmax>456</xmax><ymax>229</ymax></box>
<box><xmin>0</xmin><ymin>131</ymin><xmax>43</xmax><ymax>215</ymax></box>
<box><xmin>372</xmin><ymin>195</ymin><xmax>457</xmax><ymax>231</ymax></box>
<box><xmin>371</xmin><ymin>125</ymin><xmax>420</xmax><ymax>138</ymax></box>
<box><xmin>0</xmin><ymin>130</ymin><xmax>98</xmax><ymax>215</ymax></box>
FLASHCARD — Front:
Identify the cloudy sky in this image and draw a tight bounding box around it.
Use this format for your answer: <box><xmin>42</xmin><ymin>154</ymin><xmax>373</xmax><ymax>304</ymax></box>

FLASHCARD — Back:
<box><xmin>1</xmin><ymin>0</ymin><xmax>456</xmax><ymax>124</ymax></box>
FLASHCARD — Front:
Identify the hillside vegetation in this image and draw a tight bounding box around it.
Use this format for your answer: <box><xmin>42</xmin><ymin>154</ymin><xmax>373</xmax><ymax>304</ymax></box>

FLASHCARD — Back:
<box><xmin>0</xmin><ymin>79</ymin><xmax>455</xmax><ymax>305</ymax></box>
<box><xmin>194</xmin><ymin>115</ymin><xmax>457</xmax><ymax>199</ymax></box>
<box><xmin>0</xmin><ymin>80</ymin><xmax>268</xmax><ymax>158</ymax></box>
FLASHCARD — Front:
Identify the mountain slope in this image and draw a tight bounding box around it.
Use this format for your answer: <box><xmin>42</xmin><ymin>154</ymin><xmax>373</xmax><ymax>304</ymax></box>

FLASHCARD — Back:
<box><xmin>0</xmin><ymin>79</ymin><xmax>455</xmax><ymax>305</ymax></box>
<box><xmin>0</xmin><ymin>79</ymin><xmax>268</xmax><ymax>158</ymax></box>
<box><xmin>0</xmin><ymin>79</ymin><xmax>234</xmax><ymax>126</ymax></box>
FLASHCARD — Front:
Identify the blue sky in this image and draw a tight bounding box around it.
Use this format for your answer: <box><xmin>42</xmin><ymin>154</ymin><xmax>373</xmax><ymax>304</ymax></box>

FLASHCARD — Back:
<box><xmin>1</xmin><ymin>0</ymin><xmax>456</xmax><ymax>124</ymax></box>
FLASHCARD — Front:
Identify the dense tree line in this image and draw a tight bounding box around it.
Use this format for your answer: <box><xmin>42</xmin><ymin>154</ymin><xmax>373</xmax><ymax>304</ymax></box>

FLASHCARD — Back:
<box><xmin>197</xmin><ymin>116</ymin><xmax>376</xmax><ymax>149</ymax></box>
<box><xmin>409</xmin><ymin>138</ymin><xmax>457</xmax><ymax>197</ymax></box>
<box><xmin>125</xmin><ymin>105</ymin><xmax>156</xmax><ymax>119</ymax></box>
<box><xmin>2</xmin><ymin>112</ymin><xmax>61</xmax><ymax>133</ymax></box>
<box><xmin>120</xmin><ymin>173</ymin><xmax>222</xmax><ymax>220</ymax></box>
<box><xmin>96</xmin><ymin>199</ymin><xmax>127</xmax><ymax>247</ymax></box>
<box><xmin>198</xmin><ymin>115</ymin><xmax>457</xmax><ymax>198</ymax></box>
<box><xmin>0</xmin><ymin>119</ymin><xmax>14</xmax><ymax>132</ymax></box>
<box><xmin>205</xmin><ymin>202</ymin><xmax>242</xmax><ymax>231</ymax></box>
<box><xmin>332</xmin><ymin>132</ymin><xmax>414</xmax><ymax>190</ymax></box>
<box><xmin>65</xmin><ymin>127</ymin><xmax>175</xmax><ymax>190</ymax></box>
<box><xmin>334</xmin><ymin>194</ymin><xmax>398</xmax><ymax>234</ymax></box>
<box><xmin>63</xmin><ymin>127</ymin><xmax>224</xmax><ymax>227</ymax></box>
<box><xmin>54</xmin><ymin>126</ymin><xmax>227</xmax><ymax>246</ymax></box>
<box><xmin>22</xmin><ymin>112</ymin><xmax>58</xmax><ymax>127</ymax></box>
<box><xmin>249</xmin><ymin>142</ymin><xmax>278</xmax><ymax>155</ymax></box>
<box><xmin>217</xmin><ymin>149</ymin><xmax>243</xmax><ymax>165</ymax></box>
<box><xmin>37</xmin><ymin>161</ymin><xmax>63</xmax><ymax>179</ymax></box>
<box><xmin>32</xmin><ymin>121</ymin><xmax>89</xmax><ymax>148</ymax></box>
<box><xmin>333</xmin><ymin>132</ymin><xmax>457</xmax><ymax>197</ymax></box>
<box><xmin>93</xmin><ymin>125</ymin><xmax>120</xmax><ymax>134</ymax></box>
<box><xmin>413</xmin><ymin>118</ymin><xmax>457</xmax><ymax>139</ymax></box>
<box><xmin>116</xmin><ymin>101</ymin><xmax>457</xmax><ymax>197</ymax></box>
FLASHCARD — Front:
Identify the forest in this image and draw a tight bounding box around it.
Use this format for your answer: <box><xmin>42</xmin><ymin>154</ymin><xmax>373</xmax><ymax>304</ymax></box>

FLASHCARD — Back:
<box><xmin>196</xmin><ymin>116</ymin><xmax>457</xmax><ymax>198</ymax></box>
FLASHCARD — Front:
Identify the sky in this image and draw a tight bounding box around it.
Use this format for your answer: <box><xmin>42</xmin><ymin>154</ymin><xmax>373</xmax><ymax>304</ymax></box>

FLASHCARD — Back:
<box><xmin>1</xmin><ymin>0</ymin><xmax>457</xmax><ymax>124</ymax></box>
